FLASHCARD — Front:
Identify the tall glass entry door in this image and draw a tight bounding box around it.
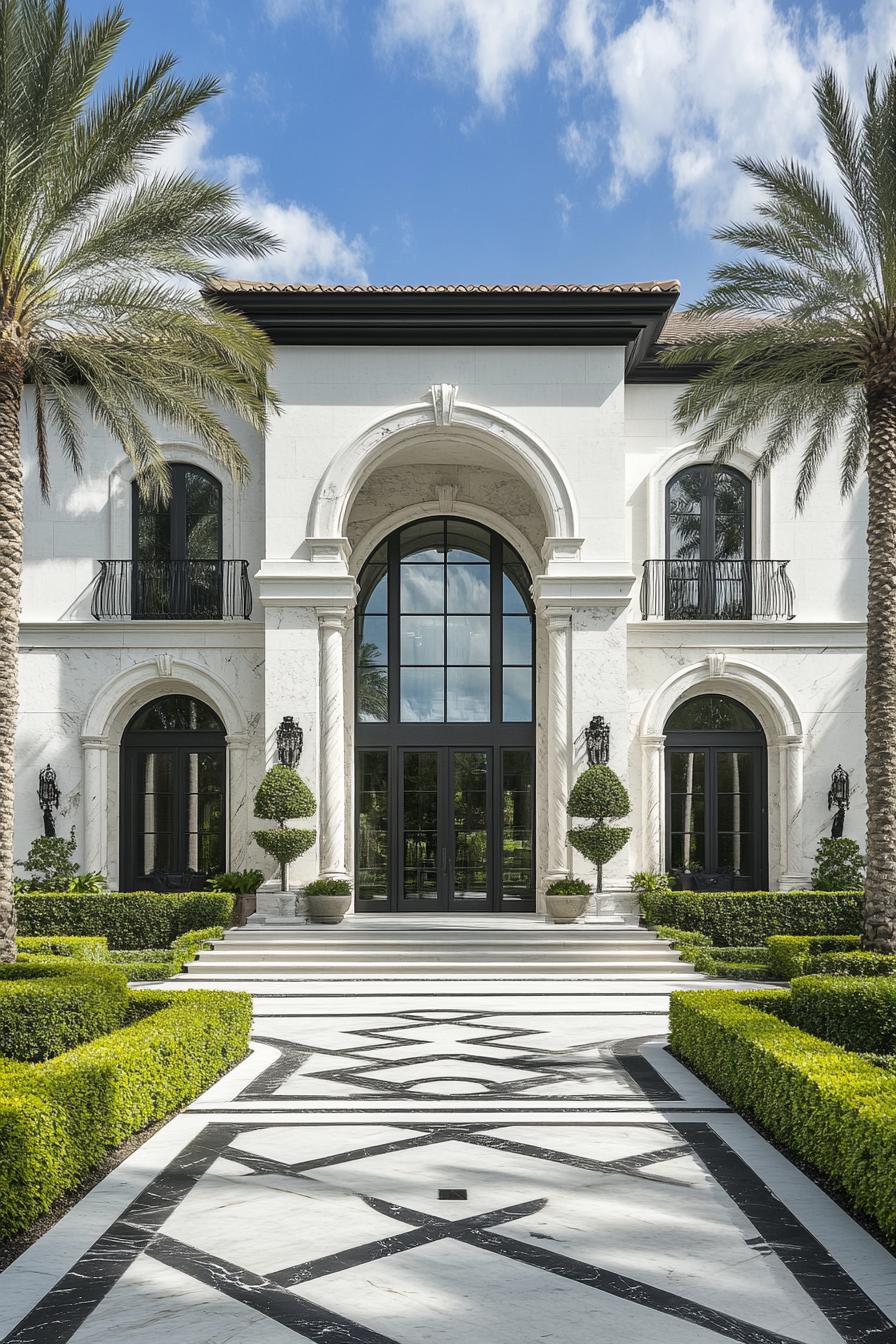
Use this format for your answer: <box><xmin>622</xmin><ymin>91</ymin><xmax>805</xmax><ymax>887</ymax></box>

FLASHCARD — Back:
<box><xmin>355</xmin><ymin>517</ymin><xmax>536</xmax><ymax>913</ymax></box>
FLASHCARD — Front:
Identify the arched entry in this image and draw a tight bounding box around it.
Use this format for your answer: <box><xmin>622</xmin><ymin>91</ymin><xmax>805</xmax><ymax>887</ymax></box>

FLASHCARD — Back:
<box><xmin>355</xmin><ymin>516</ymin><xmax>536</xmax><ymax>912</ymax></box>
<box><xmin>120</xmin><ymin>694</ymin><xmax>226</xmax><ymax>891</ymax></box>
<box><xmin>664</xmin><ymin>694</ymin><xmax>768</xmax><ymax>890</ymax></box>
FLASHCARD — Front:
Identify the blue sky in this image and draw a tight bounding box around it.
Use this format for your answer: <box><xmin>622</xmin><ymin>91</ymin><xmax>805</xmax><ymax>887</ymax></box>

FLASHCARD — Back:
<box><xmin>73</xmin><ymin>0</ymin><xmax>894</xmax><ymax>299</ymax></box>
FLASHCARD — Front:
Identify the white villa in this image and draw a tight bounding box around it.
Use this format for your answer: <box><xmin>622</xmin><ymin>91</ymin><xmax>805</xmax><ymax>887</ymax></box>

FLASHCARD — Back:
<box><xmin>15</xmin><ymin>282</ymin><xmax>865</xmax><ymax>915</ymax></box>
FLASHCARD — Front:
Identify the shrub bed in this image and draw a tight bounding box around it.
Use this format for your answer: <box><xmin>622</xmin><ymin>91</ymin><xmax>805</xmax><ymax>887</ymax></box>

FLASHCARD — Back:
<box><xmin>0</xmin><ymin>985</ymin><xmax>251</xmax><ymax>1237</ymax></box>
<box><xmin>15</xmin><ymin>892</ymin><xmax>234</xmax><ymax>949</ymax></box>
<box><xmin>790</xmin><ymin>975</ymin><xmax>896</xmax><ymax>1055</ymax></box>
<box><xmin>807</xmin><ymin>950</ymin><xmax>896</xmax><ymax>977</ymax></box>
<box><xmin>669</xmin><ymin>988</ymin><xmax>896</xmax><ymax>1243</ymax></box>
<box><xmin>106</xmin><ymin>927</ymin><xmax>222</xmax><ymax>982</ymax></box>
<box><xmin>655</xmin><ymin>926</ymin><xmax>712</xmax><ymax>947</ymax></box>
<box><xmin>640</xmin><ymin>889</ymin><xmax>861</xmax><ymax>945</ymax></box>
<box><xmin>0</xmin><ymin>961</ymin><xmax>129</xmax><ymax>1062</ymax></box>
<box><xmin>16</xmin><ymin>935</ymin><xmax>108</xmax><ymax>962</ymax></box>
<box><xmin>765</xmin><ymin>935</ymin><xmax>861</xmax><ymax>980</ymax></box>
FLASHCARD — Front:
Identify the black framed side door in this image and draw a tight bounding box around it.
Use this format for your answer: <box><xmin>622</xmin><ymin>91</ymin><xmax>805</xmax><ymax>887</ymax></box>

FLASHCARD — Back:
<box><xmin>665</xmin><ymin>733</ymin><xmax>767</xmax><ymax>890</ymax></box>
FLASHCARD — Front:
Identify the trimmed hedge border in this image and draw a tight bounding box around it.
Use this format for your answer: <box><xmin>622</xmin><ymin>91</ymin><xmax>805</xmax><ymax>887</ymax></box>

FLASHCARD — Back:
<box><xmin>0</xmin><ymin>961</ymin><xmax>129</xmax><ymax>1062</ymax></box>
<box><xmin>108</xmin><ymin>927</ymin><xmax>223</xmax><ymax>982</ymax></box>
<box><xmin>640</xmin><ymin>890</ymin><xmax>862</xmax><ymax>945</ymax></box>
<box><xmin>669</xmin><ymin>988</ymin><xmax>896</xmax><ymax>1243</ymax></box>
<box><xmin>16</xmin><ymin>935</ymin><xmax>108</xmax><ymax>962</ymax></box>
<box><xmin>766</xmin><ymin>935</ymin><xmax>861</xmax><ymax>980</ymax></box>
<box><xmin>790</xmin><ymin>975</ymin><xmax>896</xmax><ymax>1055</ymax></box>
<box><xmin>15</xmin><ymin>892</ymin><xmax>234</xmax><ymax>949</ymax></box>
<box><xmin>807</xmin><ymin>951</ymin><xmax>896</xmax><ymax>977</ymax></box>
<box><xmin>0</xmin><ymin>985</ymin><xmax>251</xmax><ymax>1237</ymax></box>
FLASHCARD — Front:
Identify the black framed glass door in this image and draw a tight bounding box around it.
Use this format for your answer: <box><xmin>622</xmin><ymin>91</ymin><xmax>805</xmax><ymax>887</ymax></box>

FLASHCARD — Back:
<box><xmin>355</xmin><ymin>517</ymin><xmax>536</xmax><ymax>913</ymax></box>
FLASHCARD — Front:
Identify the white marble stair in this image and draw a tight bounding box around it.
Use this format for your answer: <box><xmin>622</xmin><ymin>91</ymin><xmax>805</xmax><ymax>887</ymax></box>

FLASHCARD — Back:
<box><xmin>183</xmin><ymin>921</ymin><xmax>697</xmax><ymax>979</ymax></box>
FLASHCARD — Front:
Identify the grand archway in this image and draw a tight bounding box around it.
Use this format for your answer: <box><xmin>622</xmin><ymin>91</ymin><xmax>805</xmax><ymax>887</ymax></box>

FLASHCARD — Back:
<box><xmin>354</xmin><ymin>516</ymin><xmax>536</xmax><ymax>912</ymax></box>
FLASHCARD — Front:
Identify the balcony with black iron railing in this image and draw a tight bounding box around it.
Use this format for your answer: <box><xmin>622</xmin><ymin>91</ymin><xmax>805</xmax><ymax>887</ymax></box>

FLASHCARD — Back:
<box><xmin>640</xmin><ymin>559</ymin><xmax>795</xmax><ymax>621</ymax></box>
<box><xmin>91</xmin><ymin>559</ymin><xmax>253</xmax><ymax>621</ymax></box>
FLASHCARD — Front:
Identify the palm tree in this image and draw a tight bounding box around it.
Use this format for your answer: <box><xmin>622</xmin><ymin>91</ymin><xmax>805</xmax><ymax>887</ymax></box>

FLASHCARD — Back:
<box><xmin>0</xmin><ymin>0</ymin><xmax>280</xmax><ymax>960</ymax></box>
<box><xmin>660</xmin><ymin>63</ymin><xmax>896</xmax><ymax>951</ymax></box>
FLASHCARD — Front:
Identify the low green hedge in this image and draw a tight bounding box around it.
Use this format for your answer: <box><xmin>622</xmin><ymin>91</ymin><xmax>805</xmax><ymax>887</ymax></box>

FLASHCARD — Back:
<box><xmin>640</xmin><ymin>889</ymin><xmax>862</xmax><ymax>945</ymax></box>
<box><xmin>105</xmin><ymin>927</ymin><xmax>222</xmax><ymax>982</ymax></box>
<box><xmin>15</xmin><ymin>891</ymin><xmax>234</xmax><ymax>949</ymax></box>
<box><xmin>0</xmin><ymin>986</ymin><xmax>251</xmax><ymax>1236</ymax></box>
<box><xmin>0</xmin><ymin>961</ymin><xmax>129</xmax><ymax>1062</ymax></box>
<box><xmin>16</xmin><ymin>935</ymin><xmax>109</xmax><ymax>962</ymax></box>
<box><xmin>790</xmin><ymin>975</ymin><xmax>896</xmax><ymax>1055</ymax></box>
<box><xmin>766</xmin><ymin>935</ymin><xmax>861</xmax><ymax>980</ymax></box>
<box><xmin>669</xmin><ymin>988</ymin><xmax>896</xmax><ymax>1243</ymax></box>
<box><xmin>692</xmin><ymin>953</ymin><xmax>772</xmax><ymax>980</ymax></box>
<box><xmin>655</xmin><ymin>926</ymin><xmax>712</xmax><ymax>947</ymax></box>
<box><xmin>807</xmin><ymin>950</ymin><xmax>896</xmax><ymax>977</ymax></box>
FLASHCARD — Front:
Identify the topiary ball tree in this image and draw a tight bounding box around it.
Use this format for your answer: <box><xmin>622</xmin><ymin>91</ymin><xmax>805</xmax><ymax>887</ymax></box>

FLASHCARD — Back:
<box><xmin>566</xmin><ymin>764</ymin><xmax>632</xmax><ymax>893</ymax></box>
<box><xmin>253</xmin><ymin>764</ymin><xmax>317</xmax><ymax>891</ymax></box>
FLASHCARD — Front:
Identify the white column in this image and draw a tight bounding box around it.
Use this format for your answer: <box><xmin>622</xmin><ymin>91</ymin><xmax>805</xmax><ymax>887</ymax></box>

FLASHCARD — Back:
<box><xmin>777</xmin><ymin>733</ymin><xmax>805</xmax><ymax>888</ymax></box>
<box><xmin>544</xmin><ymin>609</ymin><xmax>572</xmax><ymax>886</ymax></box>
<box><xmin>318</xmin><ymin>607</ymin><xmax>349</xmax><ymax>880</ymax></box>
<box><xmin>640</xmin><ymin>733</ymin><xmax>666</xmax><ymax>872</ymax></box>
<box><xmin>226</xmin><ymin>732</ymin><xmax>250</xmax><ymax>871</ymax></box>
<box><xmin>81</xmin><ymin>737</ymin><xmax>109</xmax><ymax>876</ymax></box>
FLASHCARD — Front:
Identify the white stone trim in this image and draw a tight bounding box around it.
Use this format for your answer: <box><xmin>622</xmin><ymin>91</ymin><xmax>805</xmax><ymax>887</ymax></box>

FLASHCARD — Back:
<box><xmin>543</xmin><ymin>608</ymin><xmax>572</xmax><ymax>895</ymax></box>
<box><xmin>308</xmin><ymin>400</ymin><xmax>579</xmax><ymax>543</ymax></box>
<box><xmin>317</xmin><ymin>607</ymin><xmax>350</xmax><ymax>883</ymax></box>
<box><xmin>80</xmin><ymin>658</ymin><xmax>251</xmax><ymax>887</ymax></box>
<box><xmin>108</xmin><ymin>445</ymin><xmax>242</xmax><ymax>559</ymax></box>
<box><xmin>647</xmin><ymin>442</ymin><xmax>771</xmax><ymax>562</ymax></box>
<box><xmin>637</xmin><ymin>657</ymin><xmax>806</xmax><ymax>889</ymax></box>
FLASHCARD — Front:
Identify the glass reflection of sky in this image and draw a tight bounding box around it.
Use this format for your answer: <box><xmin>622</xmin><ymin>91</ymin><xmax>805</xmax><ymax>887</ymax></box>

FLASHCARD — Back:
<box><xmin>400</xmin><ymin>565</ymin><xmax>444</xmax><ymax>613</ymax></box>
<box><xmin>447</xmin><ymin>565</ymin><xmax>489</xmax><ymax>613</ymax></box>
<box><xmin>503</xmin><ymin>667</ymin><xmax>532</xmax><ymax>721</ymax></box>
<box><xmin>447</xmin><ymin>667</ymin><xmax>490</xmax><ymax>721</ymax></box>
<box><xmin>401</xmin><ymin>668</ymin><xmax>444</xmax><ymax>721</ymax></box>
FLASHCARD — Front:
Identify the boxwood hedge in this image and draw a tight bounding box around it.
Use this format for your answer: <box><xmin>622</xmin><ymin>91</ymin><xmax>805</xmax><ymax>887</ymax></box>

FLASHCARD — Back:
<box><xmin>669</xmin><ymin>988</ymin><xmax>896</xmax><ymax>1243</ymax></box>
<box><xmin>0</xmin><ymin>985</ymin><xmax>251</xmax><ymax>1236</ymax></box>
<box><xmin>0</xmin><ymin>961</ymin><xmax>129</xmax><ymax>1062</ymax></box>
<box><xmin>640</xmin><ymin>890</ymin><xmax>861</xmax><ymax>945</ymax></box>
<box><xmin>807</xmin><ymin>950</ymin><xmax>896</xmax><ymax>977</ymax></box>
<box><xmin>15</xmin><ymin>891</ymin><xmax>234</xmax><ymax>949</ymax></box>
<box><xmin>765</xmin><ymin>935</ymin><xmax>861</xmax><ymax>980</ymax></box>
<box><xmin>790</xmin><ymin>975</ymin><xmax>896</xmax><ymax>1055</ymax></box>
<box><xmin>16</xmin><ymin>935</ymin><xmax>108</xmax><ymax>962</ymax></box>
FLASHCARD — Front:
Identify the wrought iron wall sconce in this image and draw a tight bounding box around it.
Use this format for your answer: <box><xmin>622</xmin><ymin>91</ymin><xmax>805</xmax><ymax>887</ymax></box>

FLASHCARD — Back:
<box><xmin>276</xmin><ymin>716</ymin><xmax>303</xmax><ymax>768</ymax></box>
<box><xmin>828</xmin><ymin>763</ymin><xmax>850</xmax><ymax>839</ymax></box>
<box><xmin>584</xmin><ymin>715</ymin><xmax>610</xmax><ymax>766</ymax></box>
<box><xmin>37</xmin><ymin>763</ymin><xmax>60</xmax><ymax>837</ymax></box>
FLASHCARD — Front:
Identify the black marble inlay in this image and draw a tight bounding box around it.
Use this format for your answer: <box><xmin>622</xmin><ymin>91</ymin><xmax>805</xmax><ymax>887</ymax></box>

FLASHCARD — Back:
<box><xmin>438</xmin><ymin>1188</ymin><xmax>467</xmax><ymax>1199</ymax></box>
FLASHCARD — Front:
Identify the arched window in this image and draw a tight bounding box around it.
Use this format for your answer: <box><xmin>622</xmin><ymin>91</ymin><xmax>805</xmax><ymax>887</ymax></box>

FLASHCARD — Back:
<box><xmin>354</xmin><ymin>518</ymin><xmax>535</xmax><ymax>913</ymax></box>
<box><xmin>665</xmin><ymin>465</ymin><xmax>751</xmax><ymax>618</ymax></box>
<box><xmin>664</xmin><ymin>694</ymin><xmax>767</xmax><ymax>891</ymax></box>
<box><xmin>132</xmin><ymin>465</ymin><xmax>222</xmax><ymax>618</ymax></box>
<box><xmin>121</xmin><ymin>694</ymin><xmax>226</xmax><ymax>891</ymax></box>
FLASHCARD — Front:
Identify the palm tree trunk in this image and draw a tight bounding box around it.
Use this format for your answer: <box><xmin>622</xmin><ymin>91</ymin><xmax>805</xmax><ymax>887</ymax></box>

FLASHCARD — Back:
<box><xmin>0</xmin><ymin>349</ymin><xmax>23</xmax><ymax>963</ymax></box>
<box><xmin>863</xmin><ymin>386</ymin><xmax>896</xmax><ymax>951</ymax></box>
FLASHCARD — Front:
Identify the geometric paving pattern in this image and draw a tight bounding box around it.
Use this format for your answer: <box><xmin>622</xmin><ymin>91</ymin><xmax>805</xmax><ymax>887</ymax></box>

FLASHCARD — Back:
<box><xmin>2</xmin><ymin>988</ymin><xmax>896</xmax><ymax>1343</ymax></box>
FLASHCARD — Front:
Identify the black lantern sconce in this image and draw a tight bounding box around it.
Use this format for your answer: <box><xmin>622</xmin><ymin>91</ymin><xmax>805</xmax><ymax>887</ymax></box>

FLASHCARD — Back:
<box><xmin>584</xmin><ymin>715</ymin><xmax>610</xmax><ymax>767</ymax></box>
<box><xmin>276</xmin><ymin>716</ymin><xmax>303</xmax><ymax>769</ymax></box>
<box><xmin>828</xmin><ymin>763</ymin><xmax>850</xmax><ymax>839</ymax></box>
<box><xmin>37</xmin><ymin>763</ymin><xmax>60</xmax><ymax>837</ymax></box>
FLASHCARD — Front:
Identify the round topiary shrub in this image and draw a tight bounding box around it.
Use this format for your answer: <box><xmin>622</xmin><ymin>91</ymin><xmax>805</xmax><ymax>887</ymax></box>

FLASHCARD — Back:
<box><xmin>566</xmin><ymin>764</ymin><xmax>631</xmax><ymax>891</ymax></box>
<box><xmin>811</xmin><ymin>836</ymin><xmax>866</xmax><ymax>892</ymax></box>
<box><xmin>253</xmin><ymin>765</ymin><xmax>317</xmax><ymax>890</ymax></box>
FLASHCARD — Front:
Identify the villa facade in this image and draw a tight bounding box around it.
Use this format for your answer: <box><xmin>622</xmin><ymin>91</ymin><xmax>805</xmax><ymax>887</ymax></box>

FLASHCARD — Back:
<box><xmin>15</xmin><ymin>283</ymin><xmax>866</xmax><ymax>914</ymax></box>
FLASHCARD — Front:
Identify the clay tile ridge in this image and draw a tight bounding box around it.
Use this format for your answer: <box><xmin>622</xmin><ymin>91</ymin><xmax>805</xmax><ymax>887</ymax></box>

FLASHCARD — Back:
<box><xmin>208</xmin><ymin>280</ymin><xmax>682</xmax><ymax>296</ymax></box>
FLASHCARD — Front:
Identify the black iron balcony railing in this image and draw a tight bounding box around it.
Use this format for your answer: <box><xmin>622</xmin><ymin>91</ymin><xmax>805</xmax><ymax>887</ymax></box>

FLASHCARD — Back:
<box><xmin>640</xmin><ymin>559</ymin><xmax>795</xmax><ymax>621</ymax></box>
<box><xmin>91</xmin><ymin>559</ymin><xmax>253</xmax><ymax>620</ymax></box>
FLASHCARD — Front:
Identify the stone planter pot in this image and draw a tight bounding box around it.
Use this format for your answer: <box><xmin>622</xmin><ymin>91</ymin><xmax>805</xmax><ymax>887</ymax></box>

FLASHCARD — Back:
<box><xmin>306</xmin><ymin>890</ymin><xmax>352</xmax><ymax>924</ymax></box>
<box><xmin>232</xmin><ymin>892</ymin><xmax>258</xmax><ymax>927</ymax></box>
<box><xmin>546</xmin><ymin>893</ymin><xmax>590</xmax><ymax>924</ymax></box>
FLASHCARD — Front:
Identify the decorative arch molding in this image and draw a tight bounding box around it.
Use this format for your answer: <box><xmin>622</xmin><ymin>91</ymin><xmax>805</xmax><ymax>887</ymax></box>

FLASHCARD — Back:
<box><xmin>309</xmin><ymin>400</ymin><xmax>580</xmax><ymax>547</ymax></box>
<box><xmin>647</xmin><ymin>442</ymin><xmax>771</xmax><ymax>561</ymax></box>
<box><xmin>80</xmin><ymin>658</ymin><xmax>250</xmax><ymax>884</ymax></box>
<box><xmin>637</xmin><ymin>657</ymin><xmax>806</xmax><ymax>891</ymax></box>
<box><xmin>108</xmin><ymin>444</ymin><xmax>241</xmax><ymax>560</ymax></box>
<box><xmin>350</xmin><ymin>501</ymin><xmax>542</xmax><ymax>580</ymax></box>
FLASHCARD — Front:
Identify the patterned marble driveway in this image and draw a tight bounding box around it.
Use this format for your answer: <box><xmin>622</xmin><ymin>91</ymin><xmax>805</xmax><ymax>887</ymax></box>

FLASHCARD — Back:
<box><xmin>1</xmin><ymin>980</ymin><xmax>895</xmax><ymax>1343</ymax></box>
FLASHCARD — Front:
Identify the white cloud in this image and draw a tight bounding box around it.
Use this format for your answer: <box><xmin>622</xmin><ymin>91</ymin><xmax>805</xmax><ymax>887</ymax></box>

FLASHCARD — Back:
<box><xmin>377</xmin><ymin>0</ymin><xmax>554</xmax><ymax>110</ymax></box>
<box><xmin>264</xmin><ymin>0</ymin><xmax>342</xmax><ymax>28</ymax></box>
<box><xmin>154</xmin><ymin>117</ymin><xmax>368</xmax><ymax>284</ymax></box>
<box><xmin>556</xmin><ymin>190</ymin><xmax>572</xmax><ymax>229</ymax></box>
<box><xmin>560</xmin><ymin>118</ymin><xmax>600</xmax><ymax>173</ymax></box>
<box><xmin>553</xmin><ymin>0</ymin><xmax>603</xmax><ymax>84</ymax></box>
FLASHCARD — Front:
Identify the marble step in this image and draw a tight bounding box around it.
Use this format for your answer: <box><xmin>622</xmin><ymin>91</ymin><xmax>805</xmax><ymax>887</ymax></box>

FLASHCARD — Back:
<box><xmin>185</xmin><ymin>956</ymin><xmax>694</xmax><ymax>976</ymax></box>
<box><xmin>212</xmin><ymin>934</ymin><xmax>667</xmax><ymax>950</ymax></box>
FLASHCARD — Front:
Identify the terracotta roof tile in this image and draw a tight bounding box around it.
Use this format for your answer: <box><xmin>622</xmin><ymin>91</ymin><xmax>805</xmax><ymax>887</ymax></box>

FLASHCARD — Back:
<box><xmin>657</xmin><ymin>312</ymin><xmax>773</xmax><ymax>346</ymax></box>
<box><xmin>209</xmin><ymin>280</ymin><xmax>681</xmax><ymax>296</ymax></box>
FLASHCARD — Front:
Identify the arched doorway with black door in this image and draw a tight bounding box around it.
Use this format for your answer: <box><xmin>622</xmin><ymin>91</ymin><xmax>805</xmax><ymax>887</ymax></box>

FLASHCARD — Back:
<box><xmin>120</xmin><ymin>694</ymin><xmax>226</xmax><ymax>891</ymax></box>
<box><xmin>354</xmin><ymin>517</ymin><xmax>536</xmax><ymax>912</ymax></box>
<box><xmin>664</xmin><ymin>693</ymin><xmax>768</xmax><ymax>891</ymax></box>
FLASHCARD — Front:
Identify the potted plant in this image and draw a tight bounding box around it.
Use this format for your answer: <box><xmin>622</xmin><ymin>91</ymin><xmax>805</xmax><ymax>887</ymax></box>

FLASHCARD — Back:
<box><xmin>252</xmin><ymin>765</ymin><xmax>317</xmax><ymax>893</ymax></box>
<box><xmin>304</xmin><ymin>877</ymin><xmax>352</xmax><ymax>924</ymax></box>
<box><xmin>545</xmin><ymin>877</ymin><xmax>592</xmax><ymax>924</ymax></box>
<box><xmin>207</xmin><ymin>869</ymin><xmax>264</xmax><ymax>926</ymax></box>
<box><xmin>567</xmin><ymin>764</ymin><xmax>632</xmax><ymax>895</ymax></box>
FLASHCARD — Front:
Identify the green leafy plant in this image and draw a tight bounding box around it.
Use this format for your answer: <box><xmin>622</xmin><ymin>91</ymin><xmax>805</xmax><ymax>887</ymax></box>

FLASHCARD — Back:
<box><xmin>545</xmin><ymin>878</ymin><xmax>592</xmax><ymax>896</ymax></box>
<box><xmin>304</xmin><ymin>878</ymin><xmax>352</xmax><ymax>897</ymax></box>
<box><xmin>253</xmin><ymin>765</ymin><xmax>317</xmax><ymax>890</ymax></box>
<box><xmin>566</xmin><ymin>765</ymin><xmax>631</xmax><ymax>891</ymax></box>
<box><xmin>16</xmin><ymin>830</ymin><xmax>79</xmax><ymax>891</ymax></box>
<box><xmin>207</xmin><ymin>869</ymin><xmax>263</xmax><ymax>895</ymax></box>
<box><xmin>630</xmin><ymin>869</ymin><xmax>673</xmax><ymax>898</ymax></box>
<box><xmin>811</xmin><ymin>837</ymin><xmax>866</xmax><ymax>892</ymax></box>
<box><xmin>66</xmin><ymin>872</ymin><xmax>107</xmax><ymax>894</ymax></box>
